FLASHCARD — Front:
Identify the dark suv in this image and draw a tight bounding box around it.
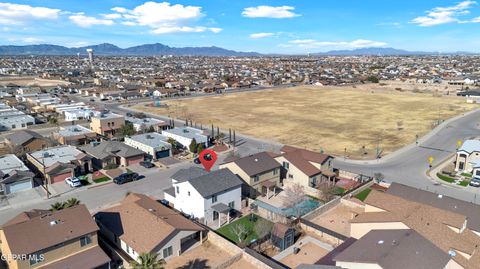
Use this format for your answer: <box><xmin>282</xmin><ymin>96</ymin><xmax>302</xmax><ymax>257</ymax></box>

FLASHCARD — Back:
<box><xmin>113</xmin><ymin>172</ymin><xmax>140</xmax><ymax>185</ymax></box>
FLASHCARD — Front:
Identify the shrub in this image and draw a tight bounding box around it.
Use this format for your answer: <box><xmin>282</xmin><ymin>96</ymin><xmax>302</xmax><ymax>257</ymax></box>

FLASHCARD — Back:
<box><xmin>437</xmin><ymin>173</ymin><xmax>455</xmax><ymax>183</ymax></box>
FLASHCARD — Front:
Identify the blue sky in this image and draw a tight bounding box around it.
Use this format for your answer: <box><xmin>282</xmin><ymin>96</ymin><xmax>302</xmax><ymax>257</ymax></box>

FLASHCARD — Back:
<box><xmin>1</xmin><ymin>0</ymin><xmax>480</xmax><ymax>53</ymax></box>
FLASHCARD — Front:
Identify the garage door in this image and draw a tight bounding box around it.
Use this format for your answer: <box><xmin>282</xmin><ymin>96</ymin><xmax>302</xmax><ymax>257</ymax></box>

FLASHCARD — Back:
<box><xmin>5</xmin><ymin>180</ymin><xmax>32</xmax><ymax>194</ymax></box>
<box><xmin>127</xmin><ymin>155</ymin><xmax>144</xmax><ymax>166</ymax></box>
<box><xmin>155</xmin><ymin>150</ymin><xmax>170</xmax><ymax>159</ymax></box>
<box><xmin>51</xmin><ymin>171</ymin><xmax>72</xmax><ymax>184</ymax></box>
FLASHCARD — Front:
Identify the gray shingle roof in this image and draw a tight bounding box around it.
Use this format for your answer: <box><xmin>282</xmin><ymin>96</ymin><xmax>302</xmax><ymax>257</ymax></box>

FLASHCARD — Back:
<box><xmin>334</xmin><ymin>229</ymin><xmax>450</xmax><ymax>269</ymax></box>
<box><xmin>187</xmin><ymin>168</ymin><xmax>243</xmax><ymax>198</ymax></box>
<box><xmin>5</xmin><ymin>130</ymin><xmax>43</xmax><ymax>147</ymax></box>
<box><xmin>171</xmin><ymin>167</ymin><xmax>208</xmax><ymax>182</ymax></box>
<box><xmin>458</xmin><ymin>139</ymin><xmax>480</xmax><ymax>153</ymax></box>
<box><xmin>81</xmin><ymin>141</ymin><xmax>144</xmax><ymax>159</ymax></box>
<box><xmin>232</xmin><ymin>152</ymin><xmax>281</xmax><ymax>176</ymax></box>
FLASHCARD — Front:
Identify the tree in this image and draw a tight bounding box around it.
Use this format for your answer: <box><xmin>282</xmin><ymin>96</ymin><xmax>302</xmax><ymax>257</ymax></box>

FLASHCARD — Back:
<box><xmin>365</xmin><ymin>76</ymin><xmax>379</xmax><ymax>83</ymax></box>
<box><xmin>64</xmin><ymin>198</ymin><xmax>80</xmax><ymax>208</ymax></box>
<box><xmin>317</xmin><ymin>182</ymin><xmax>338</xmax><ymax>202</ymax></box>
<box><xmin>189</xmin><ymin>138</ymin><xmax>198</xmax><ymax>153</ymax></box>
<box><xmin>50</xmin><ymin>202</ymin><xmax>64</xmax><ymax>211</ymax></box>
<box><xmin>130</xmin><ymin>252</ymin><xmax>165</xmax><ymax>269</ymax></box>
<box><xmin>146</xmin><ymin>125</ymin><xmax>155</xmax><ymax>133</ymax></box>
<box><xmin>230</xmin><ymin>223</ymin><xmax>248</xmax><ymax>243</ymax></box>
<box><xmin>373</xmin><ymin>172</ymin><xmax>385</xmax><ymax>184</ymax></box>
<box><xmin>254</xmin><ymin>218</ymin><xmax>272</xmax><ymax>252</ymax></box>
<box><xmin>282</xmin><ymin>183</ymin><xmax>306</xmax><ymax>218</ymax></box>
<box><xmin>196</xmin><ymin>143</ymin><xmax>204</xmax><ymax>154</ymax></box>
<box><xmin>133</xmin><ymin>112</ymin><xmax>147</xmax><ymax>119</ymax></box>
<box><xmin>119</xmin><ymin>122</ymin><xmax>135</xmax><ymax>137</ymax></box>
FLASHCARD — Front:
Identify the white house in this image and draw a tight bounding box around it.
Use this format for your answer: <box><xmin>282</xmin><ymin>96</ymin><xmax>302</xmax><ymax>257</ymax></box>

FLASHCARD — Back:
<box><xmin>124</xmin><ymin>133</ymin><xmax>171</xmax><ymax>160</ymax></box>
<box><xmin>64</xmin><ymin>108</ymin><xmax>96</xmax><ymax>121</ymax></box>
<box><xmin>164</xmin><ymin>167</ymin><xmax>243</xmax><ymax>227</ymax></box>
<box><xmin>125</xmin><ymin>116</ymin><xmax>168</xmax><ymax>132</ymax></box>
<box><xmin>161</xmin><ymin>127</ymin><xmax>209</xmax><ymax>150</ymax></box>
<box><xmin>455</xmin><ymin>140</ymin><xmax>480</xmax><ymax>177</ymax></box>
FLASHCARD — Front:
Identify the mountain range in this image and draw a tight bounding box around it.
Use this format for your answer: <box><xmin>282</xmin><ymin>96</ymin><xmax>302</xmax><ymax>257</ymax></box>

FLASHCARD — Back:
<box><xmin>0</xmin><ymin>43</ymin><xmax>476</xmax><ymax>56</ymax></box>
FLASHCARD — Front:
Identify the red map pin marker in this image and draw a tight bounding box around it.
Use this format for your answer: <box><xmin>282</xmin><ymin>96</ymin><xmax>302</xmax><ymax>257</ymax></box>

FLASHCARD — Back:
<box><xmin>198</xmin><ymin>149</ymin><xmax>217</xmax><ymax>172</ymax></box>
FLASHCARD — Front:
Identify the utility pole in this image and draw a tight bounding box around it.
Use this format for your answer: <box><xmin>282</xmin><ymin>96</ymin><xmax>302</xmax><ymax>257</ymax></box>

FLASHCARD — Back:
<box><xmin>229</xmin><ymin>128</ymin><xmax>232</xmax><ymax>144</ymax></box>
<box><xmin>41</xmin><ymin>155</ymin><xmax>49</xmax><ymax>199</ymax></box>
<box><xmin>233</xmin><ymin>130</ymin><xmax>236</xmax><ymax>148</ymax></box>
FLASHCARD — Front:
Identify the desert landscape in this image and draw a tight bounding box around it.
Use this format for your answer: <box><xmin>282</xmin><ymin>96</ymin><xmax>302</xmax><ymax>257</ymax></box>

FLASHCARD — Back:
<box><xmin>134</xmin><ymin>86</ymin><xmax>476</xmax><ymax>159</ymax></box>
<box><xmin>0</xmin><ymin>76</ymin><xmax>70</xmax><ymax>87</ymax></box>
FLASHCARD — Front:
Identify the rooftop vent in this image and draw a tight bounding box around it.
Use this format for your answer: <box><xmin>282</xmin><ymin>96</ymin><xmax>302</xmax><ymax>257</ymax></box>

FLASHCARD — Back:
<box><xmin>148</xmin><ymin>208</ymin><xmax>155</xmax><ymax>212</ymax></box>
<box><xmin>377</xmin><ymin>240</ymin><xmax>384</xmax><ymax>245</ymax></box>
<box><xmin>49</xmin><ymin>220</ymin><xmax>59</xmax><ymax>226</ymax></box>
<box><xmin>254</xmin><ymin>158</ymin><xmax>258</xmax><ymax>162</ymax></box>
<box><xmin>42</xmin><ymin>152</ymin><xmax>50</xmax><ymax>158</ymax></box>
<box><xmin>146</xmin><ymin>134</ymin><xmax>153</xmax><ymax>139</ymax></box>
<box><xmin>448</xmin><ymin>250</ymin><xmax>457</xmax><ymax>257</ymax></box>
<box><xmin>438</xmin><ymin>194</ymin><xmax>443</xmax><ymax>199</ymax></box>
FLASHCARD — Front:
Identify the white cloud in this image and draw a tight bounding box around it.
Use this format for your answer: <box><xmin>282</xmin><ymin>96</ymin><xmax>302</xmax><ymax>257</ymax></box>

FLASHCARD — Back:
<box><xmin>242</xmin><ymin>6</ymin><xmax>300</xmax><ymax>18</ymax></box>
<box><xmin>22</xmin><ymin>37</ymin><xmax>43</xmax><ymax>43</ymax></box>
<box><xmin>411</xmin><ymin>1</ymin><xmax>477</xmax><ymax>26</ymax></box>
<box><xmin>250</xmin><ymin>32</ymin><xmax>275</xmax><ymax>39</ymax></box>
<box><xmin>69</xmin><ymin>13</ymin><xmax>114</xmax><ymax>28</ymax></box>
<box><xmin>111</xmin><ymin>1</ymin><xmax>220</xmax><ymax>34</ymax></box>
<box><xmin>102</xmin><ymin>13</ymin><xmax>122</xmax><ymax>19</ymax></box>
<box><xmin>0</xmin><ymin>2</ymin><xmax>61</xmax><ymax>25</ymax></box>
<box><xmin>286</xmin><ymin>39</ymin><xmax>387</xmax><ymax>49</ymax></box>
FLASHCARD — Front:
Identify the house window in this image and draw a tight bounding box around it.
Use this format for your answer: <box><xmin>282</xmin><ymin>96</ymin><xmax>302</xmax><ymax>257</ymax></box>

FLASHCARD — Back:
<box><xmin>21</xmin><ymin>123</ymin><xmax>25</xmax><ymax>127</ymax></box>
<box><xmin>126</xmin><ymin>244</ymin><xmax>131</xmax><ymax>254</ymax></box>
<box><xmin>228</xmin><ymin>201</ymin><xmax>235</xmax><ymax>208</ymax></box>
<box><xmin>188</xmin><ymin>191</ymin><xmax>190</xmax><ymax>196</ymax></box>
<box><xmin>108</xmin><ymin>122</ymin><xmax>111</xmax><ymax>127</ymax></box>
<box><xmin>29</xmin><ymin>252</ymin><xmax>43</xmax><ymax>266</ymax></box>
<box><xmin>273</xmin><ymin>168</ymin><xmax>278</xmax><ymax>175</ymax></box>
<box><xmin>80</xmin><ymin>235</ymin><xmax>92</xmax><ymax>247</ymax></box>
<box><xmin>212</xmin><ymin>195</ymin><xmax>217</xmax><ymax>203</ymax></box>
<box><xmin>163</xmin><ymin>246</ymin><xmax>173</xmax><ymax>258</ymax></box>
<box><xmin>288</xmin><ymin>174</ymin><xmax>293</xmax><ymax>179</ymax></box>
<box><xmin>112</xmin><ymin>122</ymin><xmax>115</xmax><ymax>127</ymax></box>
<box><xmin>283</xmin><ymin>162</ymin><xmax>289</xmax><ymax>169</ymax></box>
<box><xmin>176</xmin><ymin>186</ymin><xmax>180</xmax><ymax>194</ymax></box>
<box><xmin>213</xmin><ymin>211</ymin><xmax>219</xmax><ymax>220</ymax></box>
<box><xmin>11</xmin><ymin>124</ymin><xmax>15</xmax><ymax>129</ymax></box>
<box><xmin>253</xmin><ymin>175</ymin><xmax>259</xmax><ymax>182</ymax></box>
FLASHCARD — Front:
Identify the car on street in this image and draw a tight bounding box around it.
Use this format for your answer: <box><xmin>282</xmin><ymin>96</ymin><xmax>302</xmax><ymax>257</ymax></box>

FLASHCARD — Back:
<box><xmin>140</xmin><ymin>161</ymin><xmax>155</xmax><ymax>168</ymax></box>
<box><xmin>113</xmin><ymin>172</ymin><xmax>140</xmax><ymax>185</ymax></box>
<box><xmin>65</xmin><ymin>177</ymin><xmax>82</xmax><ymax>188</ymax></box>
<box><xmin>470</xmin><ymin>178</ymin><xmax>480</xmax><ymax>187</ymax></box>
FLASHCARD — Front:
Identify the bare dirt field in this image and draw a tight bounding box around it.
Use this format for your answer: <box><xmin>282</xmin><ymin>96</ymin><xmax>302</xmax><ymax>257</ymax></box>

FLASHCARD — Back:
<box><xmin>135</xmin><ymin>85</ymin><xmax>476</xmax><ymax>159</ymax></box>
<box><xmin>0</xmin><ymin>76</ymin><xmax>70</xmax><ymax>87</ymax></box>
<box><xmin>279</xmin><ymin>242</ymin><xmax>329</xmax><ymax>268</ymax></box>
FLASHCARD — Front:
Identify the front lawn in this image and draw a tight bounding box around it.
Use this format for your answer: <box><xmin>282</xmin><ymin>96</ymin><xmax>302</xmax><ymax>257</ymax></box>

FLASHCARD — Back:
<box><xmin>355</xmin><ymin>188</ymin><xmax>372</xmax><ymax>201</ymax></box>
<box><xmin>331</xmin><ymin>186</ymin><xmax>345</xmax><ymax>195</ymax></box>
<box><xmin>458</xmin><ymin>180</ymin><xmax>470</xmax><ymax>187</ymax></box>
<box><xmin>216</xmin><ymin>214</ymin><xmax>272</xmax><ymax>245</ymax></box>
<box><xmin>461</xmin><ymin>172</ymin><xmax>473</xmax><ymax>178</ymax></box>
<box><xmin>93</xmin><ymin>176</ymin><xmax>111</xmax><ymax>183</ymax></box>
<box><xmin>437</xmin><ymin>173</ymin><xmax>456</xmax><ymax>183</ymax></box>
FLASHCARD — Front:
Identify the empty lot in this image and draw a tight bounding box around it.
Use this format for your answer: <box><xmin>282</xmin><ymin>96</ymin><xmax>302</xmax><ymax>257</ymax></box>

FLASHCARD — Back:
<box><xmin>135</xmin><ymin>86</ymin><xmax>475</xmax><ymax>159</ymax></box>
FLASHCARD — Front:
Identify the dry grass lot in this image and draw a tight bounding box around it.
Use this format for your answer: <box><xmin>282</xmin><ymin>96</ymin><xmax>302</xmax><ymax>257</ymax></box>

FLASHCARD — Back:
<box><xmin>0</xmin><ymin>76</ymin><xmax>70</xmax><ymax>87</ymax></box>
<box><xmin>311</xmin><ymin>202</ymin><xmax>365</xmax><ymax>237</ymax></box>
<box><xmin>136</xmin><ymin>86</ymin><xmax>476</xmax><ymax>159</ymax></box>
<box><xmin>165</xmin><ymin>242</ymin><xmax>233</xmax><ymax>269</ymax></box>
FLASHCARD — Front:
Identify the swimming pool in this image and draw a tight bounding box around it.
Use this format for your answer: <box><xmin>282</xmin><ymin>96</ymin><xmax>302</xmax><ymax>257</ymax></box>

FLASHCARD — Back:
<box><xmin>254</xmin><ymin>198</ymin><xmax>321</xmax><ymax>217</ymax></box>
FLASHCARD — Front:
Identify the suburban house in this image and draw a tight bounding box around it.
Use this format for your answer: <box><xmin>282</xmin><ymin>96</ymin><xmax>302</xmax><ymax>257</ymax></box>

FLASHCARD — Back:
<box><xmin>0</xmin><ymin>154</ymin><xmax>34</xmax><ymax>194</ymax></box>
<box><xmin>274</xmin><ymin>145</ymin><xmax>335</xmax><ymax>189</ymax></box>
<box><xmin>0</xmin><ymin>205</ymin><xmax>111</xmax><ymax>269</ymax></box>
<box><xmin>219</xmin><ymin>152</ymin><xmax>282</xmax><ymax>198</ymax></box>
<box><xmin>26</xmin><ymin>146</ymin><xmax>91</xmax><ymax>185</ymax></box>
<box><xmin>0</xmin><ymin>106</ymin><xmax>35</xmax><ymax>131</ymax></box>
<box><xmin>124</xmin><ymin>133</ymin><xmax>172</xmax><ymax>160</ymax></box>
<box><xmin>53</xmin><ymin>125</ymin><xmax>97</xmax><ymax>145</ymax></box>
<box><xmin>347</xmin><ymin>183</ymin><xmax>480</xmax><ymax>269</ymax></box>
<box><xmin>81</xmin><ymin>141</ymin><xmax>145</xmax><ymax>169</ymax></box>
<box><xmin>125</xmin><ymin>116</ymin><xmax>169</xmax><ymax>132</ymax></box>
<box><xmin>333</xmin><ymin>229</ymin><xmax>455</xmax><ymax>269</ymax></box>
<box><xmin>455</xmin><ymin>139</ymin><xmax>480</xmax><ymax>176</ymax></box>
<box><xmin>164</xmin><ymin>167</ymin><xmax>243</xmax><ymax>226</ymax></box>
<box><xmin>90</xmin><ymin>112</ymin><xmax>125</xmax><ymax>137</ymax></box>
<box><xmin>4</xmin><ymin>130</ymin><xmax>49</xmax><ymax>156</ymax></box>
<box><xmin>161</xmin><ymin>127</ymin><xmax>209</xmax><ymax>150</ymax></box>
<box><xmin>95</xmin><ymin>193</ymin><xmax>205</xmax><ymax>262</ymax></box>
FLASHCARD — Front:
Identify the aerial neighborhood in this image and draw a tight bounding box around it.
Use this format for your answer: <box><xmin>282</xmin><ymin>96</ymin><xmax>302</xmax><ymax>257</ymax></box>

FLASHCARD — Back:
<box><xmin>1</xmin><ymin>42</ymin><xmax>480</xmax><ymax>269</ymax></box>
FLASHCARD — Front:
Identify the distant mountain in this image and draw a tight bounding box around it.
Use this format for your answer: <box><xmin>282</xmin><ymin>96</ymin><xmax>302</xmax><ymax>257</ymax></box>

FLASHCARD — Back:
<box><xmin>0</xmin><ymin>43</ymin><xmax>261</xmax><ymax>56</ymax></box>
<box><xmin>313</xmin><ymin>47</ymin><xmax>476</xmax><ymax>56</ymax></box>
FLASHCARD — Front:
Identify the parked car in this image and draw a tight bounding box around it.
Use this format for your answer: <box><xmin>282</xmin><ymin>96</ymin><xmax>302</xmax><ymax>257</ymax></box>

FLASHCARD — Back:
<box><xmin>140</xmin><ymin>161</ymin><xmax>154</xmax><ymax>168</ymax></box>
<box><xmin>65</xmin><ymin>177</ymin><xmax>82</xmax><ymax>188</ymax></box>
<box><xmin>113</xmin><ymin>173</ymin><xmax>140</xmax><ymax>185</ymax></box>
<box><xmin>470</xmin><ymin>179</ymin><xmax>480</xmax><ymax>187</ymax></box>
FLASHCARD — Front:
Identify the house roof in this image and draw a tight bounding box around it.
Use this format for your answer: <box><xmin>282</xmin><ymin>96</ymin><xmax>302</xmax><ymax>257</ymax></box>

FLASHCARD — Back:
<box><xmin>386</xmin><ymin>182</ymin><xmax>480</xmax><ymax>233</ymax></box>
<box><xmin>81</xmin><ymin>141</ymin><xmax>144</xmax><ymax>159</ymax></box>
<box><xmin>95</xmin><ymin>193</ymin><xmax>203</xmax><ymax>253</ymax></box>
<box><xmin>5</xmin><ymin>130</ymin><xmax>44</xmax><ymax>147</ymax></box>
<box><xmin>184</xmin><ymin>168</ymin><xmax>244</xmax><ymax>198</ymax></box>
<box><xmin>278</xmin><ymin>146</ymin><xmax>333</xmax><ymax>177</ymax></box>
<box><xmin>334</xmin><ymin>229</ymin><xmax>450</xmax><ymax>269</ymax></box>
<box><xmin>228</xmin><ymin>152</ymin><xmax>281</xmax><ymax>177</ymax></box>
<box><xmin>0</xmin><ymin>170</ymin><xmax>34</xmax><ymax>184</ymax></box>
<box><xmin>355</xmin><ymin>189</ymin><xmax>480</xmax><ymax>268</ymax></box>
<box><xmin>1</xmin><ymin>205</ymin><xmax>99</xmax><ymax>255</ymax></box>
<box><xmin>458</xmin><ymin>139</ymin><xmax>480</xmax><ymax>154</ymax></box>
<box><xmin>171</xmin><ymin>166</ymin><xmax>209</xmax><ymax>182</ymax></box>
<box><xmin>42</xmin><ymin>245</ymin><xmax>110</xmax><ymax>269</ymax></box>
